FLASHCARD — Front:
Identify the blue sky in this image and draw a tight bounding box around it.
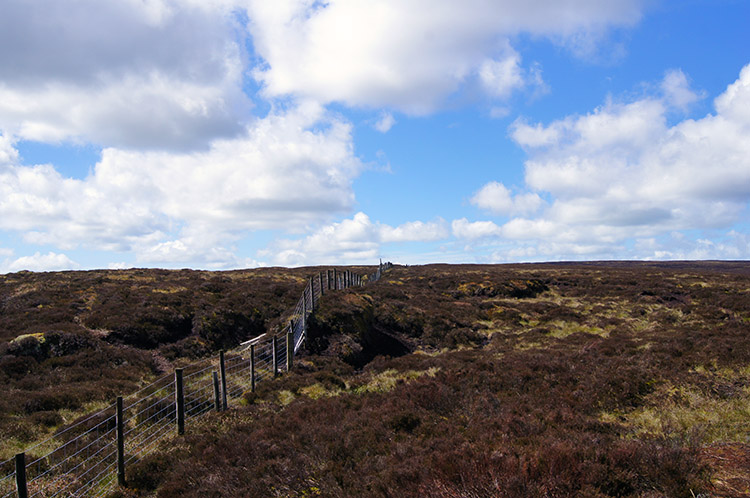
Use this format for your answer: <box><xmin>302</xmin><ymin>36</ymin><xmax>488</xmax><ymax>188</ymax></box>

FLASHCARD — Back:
<box><xmin>1</xmin><ymin>0</ymin><xmax>749</xmax><ymax>271</ymax></box>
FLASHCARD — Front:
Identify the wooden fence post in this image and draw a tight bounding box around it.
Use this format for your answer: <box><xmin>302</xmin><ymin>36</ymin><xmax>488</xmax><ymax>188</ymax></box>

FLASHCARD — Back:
<box><xmin>333</xmin><ymin>269</ymin><xmax>338</xmax><ymax>290</ymax></box>
<box><xmin>219</xmin><ymin>351</ymin><xmax>228</xmax><ymax>411</ymax></box>
<box><xmin>286</xmin><ymin>328</ymin><xmax>293</xmax><ymax>371</ymax></box>
<box><xmin>250</xmin><ymin>344</ymin><xmax>256</xmax><ymax>392</ymax></box>
<box><xmin>326</xmin><ymin>269</ymin><xmax>331</xmax><ymax>290</ymax></box>
<box><xmin>116</xmin><ymin>396</ymin><xmax>125</xmax><ymax>486</ymax></box>
<box><xmin>175</xmin><ymin>369</ymin><xmax>185</xmax><ymax>436</ymax></box>
<box><xmin>319</xmin><ymin>272</ymin><xmax>325</xmax><ymax>296</ymax></box>
<box><xmin>15</xmin><ymin>453</ymin><xmax>27</xmax><ymax>498</ymax></box>
<box><xmin>213</xmin><ymin>372</ymin><xmax>221</xmax><ymax>412</ymax></box>
<box><xmin>272</xmin><ymin>336</ymin><xmax>278</xmax><ymax>377</ymax></box>
<box><xmin>302</xmin><ymin>294</ymin><xmax>307</xmax><ymax>332</ymax></box>
<box><xmin>310</xmin><ymin>277</ymin><xmax>315</xmax><ymax>310</ymax></box>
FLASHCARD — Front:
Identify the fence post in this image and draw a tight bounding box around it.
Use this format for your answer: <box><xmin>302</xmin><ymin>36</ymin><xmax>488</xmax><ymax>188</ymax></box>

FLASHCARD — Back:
<box><xmin>302</xmin><ymin>294</ymin><xmax>307</xmax><ymax>332</ymax></box>
<box><xmin>333</xmin><ymin>269</ymin><xmax>338</xmax><ymax>290</ymax></box>
<box><xmin>250</xmin><ymin>344</ymin><xmax>256</xmax><ymax>393</ymax></box>
<box><xmin>213</xmin><ymin>372</ymin><xmax>221</xmax><ymax>412</ymax></box>
<box><xmin>326</xmin><ymin>269</ymin><xmax>331</xmax><ymax>290</ymax></box>
<box><xmin>319</xmin><ymin>272</ymin><xmax>325</xmax><ymax>296</ymax></box>
<box><xmin>272</xmin><ymin>336</ymin><xmax>278</xmax><ymax>377</ymax></box>
<box><xmin>14</xmin><ymin>453</ymin><xmax>27</xmax><ymax>498</ymax></box>
<box><xmin>175</xmin><ymin>369</ymin><xmax>185</xmax><ymax>436</ymax></box>
<box><xmin>286</xmin><ymin>327</ymin><xmax>293</xmax><ymax>371</ymax></box>
<box><xmin>116</xmin><ymin>396</ymin><xmax>126</xmax><ymax>486</ymax></box>
<box><xmin>310</xmin><ymin>277</ymin><xmax>315</xmax><ymax>310</ymax></box>
<box><xmin>219</xmin><ymin>351</ymin><xmax>228</xmax><ymax>411</ymax></box>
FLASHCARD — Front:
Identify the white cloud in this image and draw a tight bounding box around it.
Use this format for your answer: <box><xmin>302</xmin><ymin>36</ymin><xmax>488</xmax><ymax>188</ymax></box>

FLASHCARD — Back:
<box><xmin>715</xmin><ymin>64</ymin><xmax>750</xmax><ymax>124</ymax></box>
<box><xmin>2</xmin><ymin>252</ymin><xmax>79</xmax><ymax>273</ymax></box>
<box><xmin>374</xmin><ymin>112</ymin><xmax>396</xmax><ymax>133</ymax></box>
<box><xmin>451</xmin><ymin>218</ymin><xmax>503</xmax><ymax>240</ymax></box>
<box><xmin>470</xmin><ymin>64</ymin><xmax>750</xmax><ymax>260</ymax></box>
<box><xmin>470</xmin><ymin>181</ymin><xmax>543</xmax><ymax>216</ymax></box>
<box><xmin>247</xmin><ymin>0</ymin><xmax>643</xmax><ymax>113</ymax></box>
<box><xmin>380</xmin><ymin>219</ymin><xmax>449</xmax><ymax>243</ymax></box>
<box><xmin>661</xmin><ymin>69</ymin><xmax>702</xmax><ymax>111</ymax></box>
<box><xmin>478</xmin><ymin>44</ymin><xmax>524</xmax><ymax>98</ymax></box>
<box><xmin>0</xmin><ymin>103</ymin><xmax>362</xmax><ymax>267</ymax></box>
<box><xmin>0</xmin><ymin>0</ymin><xmax>249</xmax><ymax>150</ymax></box>
<box><xmin>0</xmin><ymin>134</ymin><xmax>18</xmax><ymax>166</ymax></box>
<box><xmin>262</xmin><ymin>212</ymin><xmax>449</xmax><ymax>266</ymax></box>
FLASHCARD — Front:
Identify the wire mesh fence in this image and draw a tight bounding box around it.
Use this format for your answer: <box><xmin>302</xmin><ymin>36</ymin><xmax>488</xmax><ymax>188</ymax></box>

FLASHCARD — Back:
<box><xmin>5</xmin><ymin>264</ymin><xmax>389</xmax><ymax>498</ymax></box>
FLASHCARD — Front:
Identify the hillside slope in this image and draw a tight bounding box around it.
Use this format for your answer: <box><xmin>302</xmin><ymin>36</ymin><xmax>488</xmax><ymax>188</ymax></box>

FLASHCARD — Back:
<box><xmin>109</xmin><ymin>262</ymin><xmax>750</xmax><ymax>497</ymax></box>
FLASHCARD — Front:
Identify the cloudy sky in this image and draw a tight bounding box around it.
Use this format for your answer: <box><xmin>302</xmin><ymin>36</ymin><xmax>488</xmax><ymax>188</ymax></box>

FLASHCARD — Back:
<box><xmin>1</xmin><ymin>0</ymin><xmax>749</xmax><ymax>272</ymax></box>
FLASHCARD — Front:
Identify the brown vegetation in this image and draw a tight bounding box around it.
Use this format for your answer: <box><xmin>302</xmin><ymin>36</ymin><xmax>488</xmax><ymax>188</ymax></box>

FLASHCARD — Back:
<box><xmin>3</xmin><ymin>262</ymin><xmax>750</xmax><ymax>497</ymax></box>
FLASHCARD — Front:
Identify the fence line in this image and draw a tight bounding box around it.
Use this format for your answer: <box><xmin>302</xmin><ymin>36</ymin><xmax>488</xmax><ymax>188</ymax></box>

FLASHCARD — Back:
<box><xmin>1</xmin><ymin>262</ymin><xmax>392</xmax><ymax>498</ymax></box>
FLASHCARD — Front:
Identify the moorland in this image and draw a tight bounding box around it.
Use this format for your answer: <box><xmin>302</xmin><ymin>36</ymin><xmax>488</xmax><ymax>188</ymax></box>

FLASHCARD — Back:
<box><xmin>1</xmin><ymin>262</ymin><xmax>749</xmax><ymax>497</ymax></box>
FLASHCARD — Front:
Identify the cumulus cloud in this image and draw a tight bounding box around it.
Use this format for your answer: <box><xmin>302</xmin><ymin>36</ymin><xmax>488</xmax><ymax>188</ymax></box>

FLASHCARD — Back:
<box><xmin>661</xmin><ymin>69</ymin><xmax>702</xmax><ymax>111</ymax></box>
<box><xmin>0</xmin><ymin>134</ymin><xmax>18</xmax><ymax>166</ymax></box>
<box><xmin>246</xmin><ymin>0</ymin><xmax>643</xmax><ymax>113</ymax></box>
<box><xmin>451</xmin><ymin>218</ymin><xmax>503</xmax><ymax>240</ymax></box>
<box><xmin>463</xmin><ymin>64</ymin><xmax>750</xmax><ymax>260</ymax></box>
<box><xmin>0</xmin><ymin>0</ymin><xmax>249</xmax><ymax>150</ymax></box>
<box><xmin>470</xmin><ymin>181</ymin><xmax>543</xmax><ymax>216</ymax></box>
<box><xmin>2</xmin><ymin>251</ymin><xmax>79</xmax><ymax>273</ymax></box>
<box><xmin>478</xmin><ymin>43</ymin><xmax>525</xmax><ymax>99</ymax></box>
<box><xmin>261</xmin><ymin>212</ymin><xmax>449</xmax><ymax>266</ymax></box>
<box><xmin>374</xmin><ymin>112</ymin><xmax>396</xmax><ymax>133</ymax></box>
<box><xmin>0</xmin><ymin>103</ymin><xmax>362</xmax><ymax>267</ymax></box>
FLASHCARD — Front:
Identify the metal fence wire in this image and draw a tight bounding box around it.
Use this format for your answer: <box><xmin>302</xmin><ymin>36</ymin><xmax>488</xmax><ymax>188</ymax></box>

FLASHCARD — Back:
<box><xmin>4</xmin><ymin>263</ymin><xmax>390</xmax><ymax>498</ymax></box>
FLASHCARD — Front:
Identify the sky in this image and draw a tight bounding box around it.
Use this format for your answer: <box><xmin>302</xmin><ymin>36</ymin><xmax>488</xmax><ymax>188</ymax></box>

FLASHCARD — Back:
<box><xmin>1</xmin><ymin>0</ymin><xmax>749</xmax><ymax>272</ymax></box>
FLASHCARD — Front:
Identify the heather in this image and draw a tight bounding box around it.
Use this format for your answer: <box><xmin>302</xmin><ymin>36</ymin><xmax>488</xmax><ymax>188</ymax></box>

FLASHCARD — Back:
<box><xmin>2</xmin><ymin>262</ymin><xmax>750</xmax><ymax>497</ymax></box>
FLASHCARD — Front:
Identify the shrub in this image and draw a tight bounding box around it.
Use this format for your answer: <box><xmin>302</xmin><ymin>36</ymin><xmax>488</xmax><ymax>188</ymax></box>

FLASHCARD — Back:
<box><xmin>126</xmin><ymin>452</ymin><xmax>175</xmax><ymax>491</ymax></box>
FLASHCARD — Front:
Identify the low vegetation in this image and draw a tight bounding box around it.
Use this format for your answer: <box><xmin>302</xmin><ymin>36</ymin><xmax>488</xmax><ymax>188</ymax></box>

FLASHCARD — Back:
<box><xmin>2</xmin><ymin>262</ymin><xmax>749</xmax><ymax>496</ymax></box>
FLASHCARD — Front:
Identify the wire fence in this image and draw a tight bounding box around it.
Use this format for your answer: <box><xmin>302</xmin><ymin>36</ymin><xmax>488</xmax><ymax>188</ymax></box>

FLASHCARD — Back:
<box><xmin>1</xmin><ymin>262</ymin><xmax>391</xmax><ymax>498</ymax></box>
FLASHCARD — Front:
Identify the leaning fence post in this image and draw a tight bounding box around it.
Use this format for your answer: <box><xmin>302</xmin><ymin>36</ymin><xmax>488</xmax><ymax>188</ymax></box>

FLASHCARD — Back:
<box><xmin>250</xmin><ymin>344</ymin><xmax>256</xmax><ymax>392</ymax></box>
<box><xmin>15</xmin><ymin>453</ymin><xmax>27</xmax><ymax>498</ymax></box>
<box><xmin>212</xmin><ymin>372</ymin><xmax>221</xmax><ymax>412</ymax></box>
<box><xmin>286</xmin><ymin>328</ymin><xmax>294</xmax><ymax>371</ymax></box>
<box><xmin>272</xmin><ymin>336</ymin><xmax>278</xmax><ymax>377</ymax></box>
<box><xmin>116</xmin><ymin>396</ymin><xmax>126</xmax><ymax>486</ymax></box>
<box><xmin>219</xmin><ymin>351</ymin><xmax>228</xmax><ymax>411</ymax></box>
<box><xmin>175</xmin><ymin>369</ymin><xmax>185</xmax><ymax>436</ymax></box>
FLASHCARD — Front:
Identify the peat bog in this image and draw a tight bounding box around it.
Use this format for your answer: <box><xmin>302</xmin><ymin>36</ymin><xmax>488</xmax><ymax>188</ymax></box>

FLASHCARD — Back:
<box><xmin>2</xmin><ymin>262</ymin><xmax>749</xmax><ymax>497</ymax></box>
